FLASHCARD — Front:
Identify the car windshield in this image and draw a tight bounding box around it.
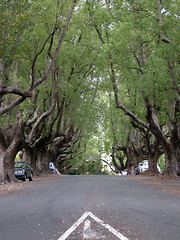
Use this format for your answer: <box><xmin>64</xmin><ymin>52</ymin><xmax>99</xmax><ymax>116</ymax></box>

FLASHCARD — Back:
<box><xmin>14</xmin><ymin>162</ymin><xmax>25</xmax><ymax>168</ymax></box>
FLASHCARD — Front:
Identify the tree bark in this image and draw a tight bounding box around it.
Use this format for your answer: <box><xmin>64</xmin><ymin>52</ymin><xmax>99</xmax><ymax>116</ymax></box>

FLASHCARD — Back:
<box><xmin>0</xmin><ymin>147</ymin><xmax>5</xmax><ymax>182</ymax></box>
<box><xmin>2</xmin><ymin>120</ymin><xmax>25</xmax><ymax>181</ymax></box>
<box><xmin>23</xmin><ymin>146</ymin><xmax>50</xmax><ymax>175</ymax></box>
<box><xmin>145</xmin><ymin>100</ymin><xmax>180</xmax><ymax>176</ymax></box>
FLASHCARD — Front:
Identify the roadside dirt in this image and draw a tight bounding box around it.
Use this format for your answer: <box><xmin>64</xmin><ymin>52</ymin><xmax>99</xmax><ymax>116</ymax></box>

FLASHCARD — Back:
<box><xmin>133</xmin><ymin>174</ymin><xmax>180</xmax><ymax>196</ymax></box>
<box><xmin>0</xmin><ymin>173</ymin><xmax>62</xmax><ymax>196</ymax></box>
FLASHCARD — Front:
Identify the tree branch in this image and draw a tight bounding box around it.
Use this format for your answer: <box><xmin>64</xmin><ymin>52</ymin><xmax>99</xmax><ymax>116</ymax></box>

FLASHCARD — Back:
<box><xmin>33</xmin><ymin>0</ymin><xmax>77</xmax><ymax>89</ymax></box>
<box><xmin>0</xmin><ymin>96</ymin><xmax>25</xmax><ymax>115</ymax></box>
<box><xmin>130</xmin><ymin>46</ymin><xmax>143</xmax><ymax>74</ymax></box>
<box><xmin>0</xmin><ymin>0</ymin><xmax>77</xmax><ymax>116</ymax></box>
<box><xmin>168</xmin><ymin>62</ymin><xmax>180</xmax><ymax>95</ymax></box>
<box><xmin>156</xmin><ymin>0</ymin><xmax>170</xmax><ymax>44</ymax></box>
<box><xmin>0</xmin><ymin>86</ymin><xmax>32</xmax><ymax>98</ymax></box>
<box><xmin>31</xmin><ymin>28</ymin><xmax>57</xmax><ymax>89</ymax></box>
<box><xmin>26</xmin><ymin>106</ymin><xmax>40</xmax><ymax>126</ymax></box>
<box><xmin>101</xmin><ymin>159</ymin><xmax>117</xmax><ymax>173</ymax></box>
<box><xmin>111</xmin><ymin>65</ymin><xmax>148</xmax><ymax>128</ymax></box>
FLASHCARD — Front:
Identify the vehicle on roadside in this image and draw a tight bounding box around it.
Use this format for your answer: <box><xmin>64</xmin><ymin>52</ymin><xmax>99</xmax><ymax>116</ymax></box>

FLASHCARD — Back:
<box><xmin>139</xmin><ymin>160</ymin><xmax>149</xmax><ymax>173</ymax></box>
<box><xmin>135</xmin><ymin>166</ymin><xmax>140</xmax><ymax>175</ymax></box>
<box><xmin>14</xmin><ymin>162</ymin><xmax>33</xmax><ymax>181</ymax></box>
<box><xmin>135</xmin><ymin>160</ymin><xmax>161</xmax><ymax>175</ymax></box>
<box><xmin>121</xmin><ymin>169</ymin><xmax>128</xmax><ymax>175</ymax></box>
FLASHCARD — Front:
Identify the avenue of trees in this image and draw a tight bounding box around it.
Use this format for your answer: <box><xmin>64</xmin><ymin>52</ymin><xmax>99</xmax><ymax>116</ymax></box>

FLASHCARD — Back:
<box><xmin>0</xmin><ymin>0</ymin><xmax>179</xmax><ymax>181</ymax></box>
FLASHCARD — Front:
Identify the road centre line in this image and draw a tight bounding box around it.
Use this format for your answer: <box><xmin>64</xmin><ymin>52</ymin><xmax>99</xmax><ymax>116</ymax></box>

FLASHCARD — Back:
<box><xmin>58</xmin><ymin>211</ymin><xmax>129</xmax><ymax>240</ymax></box>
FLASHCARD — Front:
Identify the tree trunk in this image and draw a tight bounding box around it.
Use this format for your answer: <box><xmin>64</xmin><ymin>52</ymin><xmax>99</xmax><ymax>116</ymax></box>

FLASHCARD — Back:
<box><xmin>3</xmin><ymin>140</ymin><xmax>23</xmax><ymax>181</ymax></box>
<box><xmin>0</xmin><ymin>149</ymin><xmax>5</xmax><ymax>182</ymax></box>
<box><xmin>23</xmin><ymin>147</ymin><xmax>39</xmax><ymax>175</ymax></box>
<box><xmin>1</xmin><ymin>120</ymin><xmax>25</xmax><ymax>182</ymax></box>
<box><xmin>125</xmin><ymin>150</ymin><xmax>134</xmax><ymax>174</ymax></box>
<box><xmin>0</xmin><ymin>129</ymin><xmax>7</xmax><ymax>182</ymax></box>
<box><xmin>145</xmin><ymin>135</ymin><xmax>162</xmax><ymax>174</ymax></box>
<box><xmin>147</xmin><ymin>156</ymin><xmax>159</xmax><ymax>174</ymax></box>
<box><xmin>164</xmin><ymin>144</ymin><xmax>180</xmax><ymax>176</ymax></box>
<box><xmin>3</xmin><ymin>150</ymin><xmax>17</xmax><ymax>181</ymax></box>
<box><xmin>36</xmin><ymin>150</ymin><xmax>50</xmax><ymax>173</ymax></box>
<box><xmin>173</xmin><ymin>150</ymin><xmax>180</xmax><ymax>176</ymax></box>
<box><xmin>23</xmin><ymin>145</ymin><xmax>50</xmax><ymax>175</ymax></box>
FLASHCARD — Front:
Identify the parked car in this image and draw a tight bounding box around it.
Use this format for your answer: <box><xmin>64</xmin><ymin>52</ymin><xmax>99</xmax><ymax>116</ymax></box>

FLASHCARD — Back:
<box><xmin>14</xmin><ymin>162</ymin><xmax>33</xmax><ymax>181</ymax></box>
<box><xmin>139</xmin><ymin>160</ymin><xmax>148</xmax><ymax>173</ymax></box>
<box><xmin>121</xmin><ymin>169</ymin><xmax>128</xmax><ymax>175</ymax></box>
<box><xmin>135</xmin><ymin>160</ymin><xmax>161</xmax><ymax>175</ymax></box>
<box><xmin>135</xmin><ymin>166</ymin><xmax>140</xmax><ymax>175</ymax></box>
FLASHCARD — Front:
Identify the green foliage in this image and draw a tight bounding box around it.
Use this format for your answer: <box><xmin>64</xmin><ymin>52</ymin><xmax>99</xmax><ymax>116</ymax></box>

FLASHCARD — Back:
<box><xmin>159</xmin><ymin>154</ymin><xmax>165</xmax><ymax>173</ymax></box>
<box><xmin>0</xmin><ymin>0</ymin><xmax>179</xmax><ymax>175</ymax></box>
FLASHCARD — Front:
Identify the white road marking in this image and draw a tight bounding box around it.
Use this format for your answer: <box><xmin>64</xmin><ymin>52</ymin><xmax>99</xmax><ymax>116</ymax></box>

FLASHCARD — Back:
<box><xmin>88</xmin><ymin>212</ymin><xmax>129</xmax><ymax>240</ymax></box>
<box><xmin>58</xmin><ymin>211</ymin><xmax>129</xmax><ymax>240</ymax></box>
<box><xmin>83</xmin><ymin>220</ymin><xmax>104</xmax><ymax>239</ymax></box>
<box><xmin>58</xmin><ymin>212</ymin><xmax>89</xmax><ymax>240</ymax></box>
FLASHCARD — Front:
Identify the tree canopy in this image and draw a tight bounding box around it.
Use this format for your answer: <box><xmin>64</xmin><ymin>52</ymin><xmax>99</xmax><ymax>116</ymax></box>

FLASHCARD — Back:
<box><xmin>0</xmin><ymin>0</ymin><xmax>179</xmax><ymax>181</ymax></box>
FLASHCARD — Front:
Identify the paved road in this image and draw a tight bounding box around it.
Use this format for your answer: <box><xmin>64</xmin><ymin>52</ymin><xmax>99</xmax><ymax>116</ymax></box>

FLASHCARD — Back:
<box><xmin>0</xmin><ymin>175</ymin><xmax>180</xmax><ymax>240</ymax></box>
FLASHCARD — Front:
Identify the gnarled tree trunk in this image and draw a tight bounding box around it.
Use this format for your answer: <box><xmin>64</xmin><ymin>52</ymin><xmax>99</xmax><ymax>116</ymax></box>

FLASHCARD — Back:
<box><xmin>164</xmin><ymin>143</ymin><xmax>180</xmax><ymax>176</ymax></box>
<box><xmin>1</xmin><ymin>119</ymin><xmax>25</xmax><ymax>182</ymax></box>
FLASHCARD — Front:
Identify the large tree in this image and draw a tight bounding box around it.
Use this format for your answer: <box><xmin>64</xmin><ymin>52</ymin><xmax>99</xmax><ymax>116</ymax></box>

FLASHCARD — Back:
<box><xmin>86</xmin><ymin>0</ymin><xmax>180</xmax><ymax>176</ymax></box>
<box><xmin>0</xmin><ymin>0</ymin><xmax>79</xmax><ymax>181</ymax></box>
<box><xmin>1</xmin><ymin>0</ymin><xmax>179</xmax><ymax>181</ymax></box>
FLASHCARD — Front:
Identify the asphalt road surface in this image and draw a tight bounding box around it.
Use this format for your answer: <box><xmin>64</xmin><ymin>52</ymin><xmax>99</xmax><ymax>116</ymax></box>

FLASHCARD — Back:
<box><xmin>0</xmin><ymin>175</ymin><xmax>180</xmax><ymax>240</ymax></box>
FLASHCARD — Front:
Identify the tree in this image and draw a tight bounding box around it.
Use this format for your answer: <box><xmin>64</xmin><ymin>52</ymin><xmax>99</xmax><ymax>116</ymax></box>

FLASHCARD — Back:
<box><xmin>0</xmin><ymin>0</ymin><xmax>78</xmax><ymax>181</ymax></box>
<box><xmin>1</xmin><ymin>0</ymin><xmax>179</xmax><ymax>181</ymax></box>
<box><xmin>86</xmin><ymin>0</ymin><xmax>180</xmax><ymax>176</ymax></box>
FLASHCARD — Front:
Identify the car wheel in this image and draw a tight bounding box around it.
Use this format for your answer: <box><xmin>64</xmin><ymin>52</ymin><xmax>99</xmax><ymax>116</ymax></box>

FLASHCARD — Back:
<box><xmin>23</xmin><ymin>174</ymin><xmax>26</xmax><ymax>181</ymax></box>
<box><xmin>29</xmin><ymin>173</ymin><xmax>33</xmax><ymax>181</ymax></box>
